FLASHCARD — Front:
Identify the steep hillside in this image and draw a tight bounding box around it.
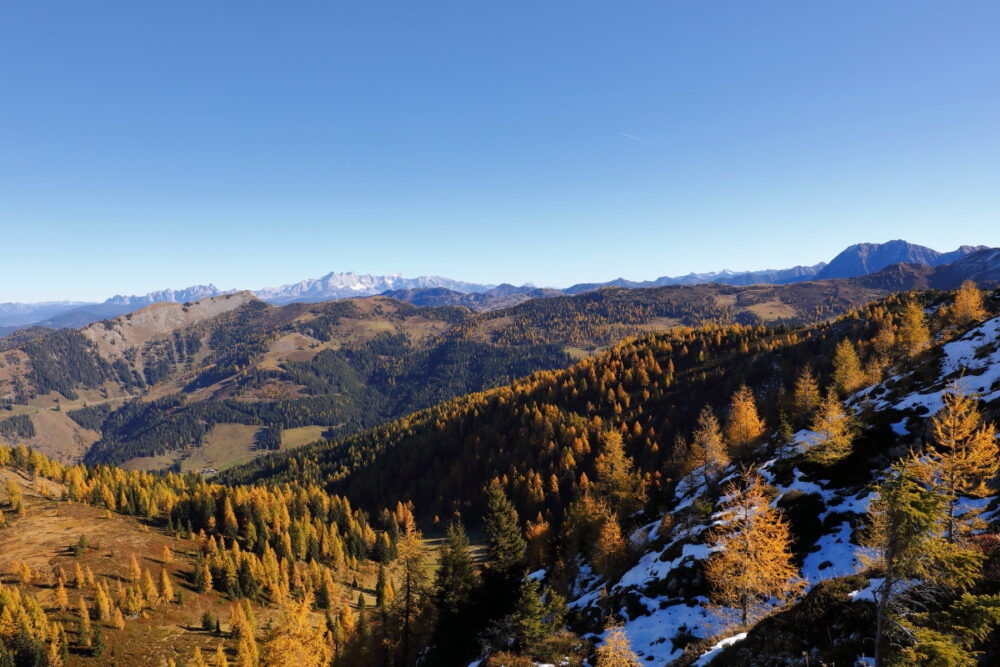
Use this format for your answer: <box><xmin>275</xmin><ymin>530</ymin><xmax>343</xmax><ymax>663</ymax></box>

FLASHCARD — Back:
<box><xmin>453</xmin><ymin>275</ymin><xmax>913</xmax><ymax>351</ymax></box>
<box><xmin>222</xmin><ymin>285</ymin><xmax>1000</xmax><ymax>666</ymax></box>
<box><xmin>1</xmin><ymin>271</ymin><xmax>992</xmax><ymax>473</ymax></box>
<box><xmin>931</xmin><ymin>247</ymin><xmax>1000</xmax><ymax>288</ymax></box>
<box><xmin>0</xmin><ymin>294</ymin><xmax>570</xmax><ymax>469</ymax></box>
<box><xmin>0</xmin><ymin>444</ymin><xmax>392</xmax><ymax>666</ymax></box>
<box><xmin>381</xmin><ymin>285</ymin><xmax>564</xmax><ymax>312</ymax></box>
<box><xmin>571</xmin><ymin>305</ymin><xmax>1000</xmax><ymax>666</ymax></box>
<box><xmin>814</xmin><ymin>239</ymin><xmax>984</xmax><ymax>280</ymax></box>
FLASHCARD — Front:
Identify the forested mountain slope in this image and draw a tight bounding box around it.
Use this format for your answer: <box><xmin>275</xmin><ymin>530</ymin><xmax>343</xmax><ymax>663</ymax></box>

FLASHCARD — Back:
<box><xmin>222</xmin><ymin>284</ymin><xmax>1000</xmax><ymax>666</ymax></box>
<box><xmin>226</xmin><ymin>287</ymin><xmax>975</xmax><ymax>522</ymax></box>
<box><xmin>0</xmin><ymin>442</ymin><xmax>405</xmax><ymax>666</ymax></box>
<box><xmin>0</xmin><ymin>268</ymin><xmax>986</xmax><ymax>475</ymax></box>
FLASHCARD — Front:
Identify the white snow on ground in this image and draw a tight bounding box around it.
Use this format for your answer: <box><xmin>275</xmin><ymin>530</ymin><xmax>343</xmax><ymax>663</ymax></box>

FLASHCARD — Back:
<box><xmin>775</xmin><ymin>467</ymin><xmax>832</xmax><ymax>501</ymax></box>
<box><xmin>615</xmin><ymin>541</ymin><xmax>715</xmax><ymax>590</ymax></box>
<box><xmin>940</xmin><ymin>316</ymin><xmax>1000</xmax><ymax>377</ymax></box>
<box><xmin>822</xmin><ymin>489</ymin><xmax>874</xmax><ymax>520</ymax></box>
<box><xmin>848</xmin><ymin>577</ymin><xmax>919</xmax><ymax>604</ymax></box>
<box><xmin>593</xmin><ymin>597</ymin><xmax>720</xmax><ymax>665</ymax></box>
<box><xmin>629</xmin><ymin>518</ymin><xmax>665</xmax><ymax>547</ymax></box>
<box><xmin>861</xmin><ymin>316</ymin><xmax>1000</xmax><ymax>414</ymax></box>
<box><xmin>848</xmin><ymin>577</ymin><xmax>884</xmax><ymax>602</ymax></box>
<box><xmin>579</xmin><ymin>316</ymin><xmax>1000</xmax><ymax>665</ymax></box>
<box><xmin>802</xmin><ymin>522</ymin><xmax>862</xmax><ymax>587</ymax></box>
<box><xmin>693</xmin><ymin>632</ymin><xmax>748</xmax><ymax>666</ymax></box>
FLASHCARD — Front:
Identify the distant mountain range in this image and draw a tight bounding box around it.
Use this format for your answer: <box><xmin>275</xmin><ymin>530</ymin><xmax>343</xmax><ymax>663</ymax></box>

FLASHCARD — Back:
<box><xmin>104</xmin><ymin>284</ymin><xmax>233</xmax><ymax>306</ymax></box>
<box><xmin>813</xmin><ymin>240</ymin><xmax>985</xmax><ymax>280</ymax></box>
<box><xmin>563</xmin><ymin>240</ymin><xmax>986</xmax><ymax>292</ymax></box>
<box><xmin>253</xmin><ymin>272</ymin><xmax>495</xmax><ymax>305</ymax></box>
<box><xmin>0</xmin><ymin>240</ymin><xmax>994</xmax><ymax>332</ymax></box>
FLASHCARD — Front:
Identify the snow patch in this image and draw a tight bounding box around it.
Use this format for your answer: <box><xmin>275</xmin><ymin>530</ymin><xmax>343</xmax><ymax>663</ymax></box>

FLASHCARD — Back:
<box><xmin>693</xmin><ymin>632</ymin><xmax>748</xmax><ymax>666</ymax></box>
<box><xmin>802</xmin><ymin>522</ymin><xmax>861</xmax><ymax>587</ymax></box>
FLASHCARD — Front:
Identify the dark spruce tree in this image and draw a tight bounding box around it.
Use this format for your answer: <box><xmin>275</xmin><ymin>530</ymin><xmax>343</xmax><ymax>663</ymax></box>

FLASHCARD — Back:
<box><xmin>427</xmin><ymin>520</ymin><xmax>481</xmax><ymax>665</ymax></box>
<box><xmin>484</xmin><ymin>481</ymin><xmax>527</xmax><ymax>577</ymax></box>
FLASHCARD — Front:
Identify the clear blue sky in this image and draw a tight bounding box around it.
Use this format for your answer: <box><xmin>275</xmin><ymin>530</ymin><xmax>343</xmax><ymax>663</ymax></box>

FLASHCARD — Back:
<box><xmin>2</xmin><ymin>2</ymin><xmax>999</xmax><ymax>302</ymax></box>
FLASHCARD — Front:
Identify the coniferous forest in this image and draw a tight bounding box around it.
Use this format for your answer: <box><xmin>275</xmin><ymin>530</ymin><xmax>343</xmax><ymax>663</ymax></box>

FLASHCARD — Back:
<box><xmin>4</xmin><ymin>5</ymin><xmax>1000</xmax><ymax>665</ymax></box>
<box><xmin>0</xmin><ymin>279</ymin><xmax>999</xmax><ymax>665</ymax></box>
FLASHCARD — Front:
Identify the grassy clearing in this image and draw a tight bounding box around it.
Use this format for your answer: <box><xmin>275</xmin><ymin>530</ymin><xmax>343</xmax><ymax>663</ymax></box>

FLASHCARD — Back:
<box><xmin>280</xmin><ymin>425</ymin><xmax>327</xmax><ymax>449</ymax></box>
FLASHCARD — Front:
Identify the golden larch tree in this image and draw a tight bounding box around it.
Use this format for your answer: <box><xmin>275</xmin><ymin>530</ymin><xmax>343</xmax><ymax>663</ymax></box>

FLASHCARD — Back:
<box><xmin>947</xmin><ymin>280</ymin><xmax>987</xmax><ymax>327</ymax></box>
<box><xmin>595</xmin><ymin>621</ymin><xmax>641</xmax><ymax>667</ymax></box>
<box><xmin>396</xmin><ymin>515</ymin><xmax>433</xmax><ymax>667</ymax></box>
<box><xmin>127</xmin><ymin>554</ymin><xmax>141</xmax><ymax>583</ymax></box>
<box><xmin>791</xmin><ymin>367</ymin><xmax>822</xmax><ymax>427</ymax></box>
<box><xmin>897</xmin><ymin>300</ymin><xmax>930</xmax><ymax>357</ymax></box>
<box><xmin>725</xmin><ymin>385</ymin><xmax>765</xmax><ymax>456</ymax></box>
<box><xmin>54</xmin><ymin>580</ymin><xmax>69</xmax><ymax>612</ymax></box>
<box><xmin>910</xmin><ymin>386</ymin><xmax>999</xmax><ymax>543</ymax></box>
<box><xmin>191</xmin><ymin>647</ymin><xmax>209</xmax><ymax>667</ymax></box>
<box><xmin>143</xmin><ymin>568</ymin><xmax>159</xmax><ymax>607</ymax></box>
<box><xmin>214</xmin><ymin>643</ymin><xmax>229</xmax><ymax>667</ymax></box>
<box><xmin>260</xmin><ymin>592</ymin><xmax>332</xmax><ymax>667</ymax></box>
<box><xmin>593</xmin><ymin>516</ymin><xmax>627</xmax><ymax>577</ymax></box>
<box><xmin>872</xmin><ymin>322</ymin><xmax>896</xmax><ymax>361</ymax></box>
<box><xmin>704</xmin><ymin>468</ymin><xmax>803</xmax><ymax>627</ymax></box>
<box><xmin>690</xmin><ymin>405</ymin><xmax>728</xmax><ymax>486</ymax></box>
<box><xmin>159</xmin><ymin>567</ymin><xmax>174</xmax><ymax>604</ymax></box>
<box><xmin>592</xmin><ymin>430</ymin><xmax>646</xmax><ymax>517</ymax></box>
<box><xmin>77</xmin><ymin>597</ymin><xmax>92</xmax><ymax>648</ymax></box>
<box><xmin>94</xmin><ymin>582</ymin><xmax>111</xmax><ymax>621</ymax></box>
<box><xmin>805</xmin><ymin>392</ymin><xmax>854</xmax><ymax>466</ymax></box>
<box><xmin>832</xmin><ymin>339</ymin><xmax>865</xmax><ymax>396</ymax></box>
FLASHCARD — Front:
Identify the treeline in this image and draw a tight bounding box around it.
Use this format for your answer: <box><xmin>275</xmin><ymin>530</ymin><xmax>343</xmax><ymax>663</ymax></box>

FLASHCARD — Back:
<box><xmin>0</xmin><ymin>414</ymin><xmax>34</xmax><ymax>440</ymax></box>
<box><xmin>66</xmin><ymin>402</ymin><xmax>117</xmax><ymax>432</ymax></box>
<box><xmin>84</xmin><ymin>336</ymin><xmax>569</xmax><ymax>467</ymax></box>
<box><xmin>19</xmin><ymin>330</ymin><xmax>121</xmax><ymax>399</ymax></box>
<box><xmin>221</xmin><ymin>289</ymin><xmax>975</xmax><ymax>528</ymax></box>
<box><xmin>451</xmin><ymin>279</ymin><xmax>891</xmax><ymax>348</ymax></box>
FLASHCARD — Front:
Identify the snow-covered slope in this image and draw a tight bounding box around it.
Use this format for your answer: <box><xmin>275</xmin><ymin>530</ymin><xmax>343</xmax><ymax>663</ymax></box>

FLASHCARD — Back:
<box><xmin>564</xmin><ymin>315</ymin><xmax>1000</xmax><ymax>665</ymax></box>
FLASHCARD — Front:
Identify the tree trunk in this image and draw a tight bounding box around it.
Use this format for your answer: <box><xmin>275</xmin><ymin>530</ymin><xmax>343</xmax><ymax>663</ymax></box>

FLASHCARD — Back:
<box><xmin>874</xmin><ymin>571</ymin><xmax>893</xmax><ymax>667</ymax></box>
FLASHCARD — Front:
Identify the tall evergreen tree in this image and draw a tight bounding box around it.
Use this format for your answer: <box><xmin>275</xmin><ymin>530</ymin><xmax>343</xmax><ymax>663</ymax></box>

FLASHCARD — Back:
<box><xmin>483</xmin><ymin>481</ymin><xmax>527</xmax><ymax>576</ymax></box>
<box><xmin>511</xmin><ymin>578</ymin><xmax>548</xmax><ymax>652</ymax></box>
<box><xmin>860</xmin><ymin>462</ymin><xmax>983</xmax><ymax>667</ymax></box>
<box><xmin>435</xmin><ymin>521</ymin><xmax>479</xmax><ymax>614</ymax></box>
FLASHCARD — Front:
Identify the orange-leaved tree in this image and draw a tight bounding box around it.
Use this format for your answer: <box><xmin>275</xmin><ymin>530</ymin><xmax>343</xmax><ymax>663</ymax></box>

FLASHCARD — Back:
<box><xmin>704</xmin><ymin>468</ymin><xmax>803</xmax><ymax>627</ymax></box>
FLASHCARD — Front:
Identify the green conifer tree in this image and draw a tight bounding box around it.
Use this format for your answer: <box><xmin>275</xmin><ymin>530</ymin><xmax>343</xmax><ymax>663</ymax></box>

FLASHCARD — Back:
<box><xmin>483</xmin><ymin>481</ymin><xmax>527</xmax><ymax>576</ymax></box>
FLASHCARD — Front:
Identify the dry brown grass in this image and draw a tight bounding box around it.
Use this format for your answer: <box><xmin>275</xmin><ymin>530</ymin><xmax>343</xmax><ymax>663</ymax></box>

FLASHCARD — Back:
<box><xmin>0</xmin><ymin>467</ymin><xmax>352</xmax><ymax>666</ymax></box>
